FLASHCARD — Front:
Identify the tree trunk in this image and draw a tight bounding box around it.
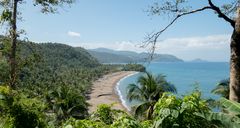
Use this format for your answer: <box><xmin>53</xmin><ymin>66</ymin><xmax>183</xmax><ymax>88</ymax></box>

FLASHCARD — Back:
<box><xmin>9</xmin><ymin>0</ymin><xmax>18</xmax><ymax>88</ymax></box>
<box><xmin>229</xmin><ymin>8</ymin><xmax>240</xmax><ymax>102</ymax></box>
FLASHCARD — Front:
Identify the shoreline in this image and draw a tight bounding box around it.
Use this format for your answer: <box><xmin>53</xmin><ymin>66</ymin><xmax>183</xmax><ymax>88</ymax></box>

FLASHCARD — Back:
<box><xmin>87</xmin><ymin>71</ymin><xmax>137</xmax><ymax>113</ymax></box>
<box><xmin>115</xmin><ymin>72</ymin><xmax>140</xmax><ymax>111</ymax></box>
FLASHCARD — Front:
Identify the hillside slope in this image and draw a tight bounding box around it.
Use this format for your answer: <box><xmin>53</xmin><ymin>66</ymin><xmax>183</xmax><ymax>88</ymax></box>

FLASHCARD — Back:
<box><xmin>88</xmin><ymin>50</ymin><xmax>133</xmax><ymax>63</ymax></box>
<box><xmin>20</xmin><ymin>42</ymin><xmax>100</xmax><ymax>68</ymax></box>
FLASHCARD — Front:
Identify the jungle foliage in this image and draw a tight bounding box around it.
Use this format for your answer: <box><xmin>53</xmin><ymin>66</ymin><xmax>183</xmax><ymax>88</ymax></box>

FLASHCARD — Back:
<box><xmin>0</xmin><ymin>36</ymin><xmax>145</xmax><ymax>127</ymax></box>
<box><xmin>63</xmin><ymin>91</ymin><xmax>240</xmax><ymax>128</ymax></box>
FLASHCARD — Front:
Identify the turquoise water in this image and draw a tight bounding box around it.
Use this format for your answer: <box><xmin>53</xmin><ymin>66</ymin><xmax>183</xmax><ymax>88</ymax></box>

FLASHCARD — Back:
<box><xmin>116</xmin><ymin>62</ymin><xmax>229</xmax><ymax>110</ymax></box>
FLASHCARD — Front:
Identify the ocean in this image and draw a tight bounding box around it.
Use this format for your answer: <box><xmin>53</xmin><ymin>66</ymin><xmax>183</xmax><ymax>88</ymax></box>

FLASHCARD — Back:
<box><xmin>116</xmin><ymin>62</ymin><xmax>229</xmax><ymax>110</ymax></box>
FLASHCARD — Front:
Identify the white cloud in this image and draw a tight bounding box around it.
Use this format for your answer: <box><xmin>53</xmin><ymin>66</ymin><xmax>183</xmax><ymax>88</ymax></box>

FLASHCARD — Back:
<box><xmin>78</xmin><ymin>34</ymin><xmax>231</xmax><ymax>61</ymax></box>
<box><xmin>67</xmin><ymin>31</ymin><xmax>81</xmax><ymax>37</ymax></box>
<box><xmin>80</xmin><ymin>41</ymin><xmax>146</xmax><ymax>53</ymax></box>
<box><xmin>156</xmin><ymin>34</ymin><xmax>230</xmax><ymax>50</ymax></box>
<box><xmin>154</xmin><ymin>34</ymin><xmax>231</xmax><ymax>61</ymax></box>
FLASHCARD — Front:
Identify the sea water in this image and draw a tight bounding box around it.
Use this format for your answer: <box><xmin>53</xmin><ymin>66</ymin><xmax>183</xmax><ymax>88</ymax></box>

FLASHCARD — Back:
<box><xmin>116</xmin><ymin>62</ymin><xmax>229</xmax><ymax>110</ymax></box>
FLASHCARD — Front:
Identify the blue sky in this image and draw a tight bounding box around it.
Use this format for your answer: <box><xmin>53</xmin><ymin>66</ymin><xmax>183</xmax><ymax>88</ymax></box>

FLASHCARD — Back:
<box><xmin>0</xmin><ymin>0</ymin><xmax>234</xmax><ymax>61</ymax></box>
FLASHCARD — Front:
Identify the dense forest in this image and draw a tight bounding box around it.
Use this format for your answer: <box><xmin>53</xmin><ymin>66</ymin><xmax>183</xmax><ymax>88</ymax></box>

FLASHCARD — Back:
<box><xmin>0</xmin><ymin>36</ymin><xmax>145</xmax><ymax>127</ymax></box>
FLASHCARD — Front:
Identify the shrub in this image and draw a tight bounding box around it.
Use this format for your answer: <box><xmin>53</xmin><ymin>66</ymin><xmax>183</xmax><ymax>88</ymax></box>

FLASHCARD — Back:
<box><xmin>0</xmin><ymin>85</ymin><xmax>47</xmax><ymax>128</ymax></box>
<box><xmin>152</xmin><ymin>92</ymin><xmax>216</xmax><ymax>128</ymax></box>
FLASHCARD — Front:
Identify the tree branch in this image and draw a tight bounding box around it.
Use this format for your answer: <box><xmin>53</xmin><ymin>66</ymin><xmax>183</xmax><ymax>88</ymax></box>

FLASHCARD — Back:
<box><xmin>208</xmin><ymin>0</ymin><xmax>235</xmax><ymax>27</ymax></box>
<box><xmin>142</xmin><ymin>1</ymin><xmax>236</xmax><ymax>62</ymax></box>
<box><xmin>142</xmin><ymin>6</ymin><xmax>212</xmax><ymax>59</ymax></box>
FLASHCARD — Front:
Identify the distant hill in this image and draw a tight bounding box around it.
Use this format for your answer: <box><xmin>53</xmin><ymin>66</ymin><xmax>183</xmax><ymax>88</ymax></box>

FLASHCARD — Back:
<box><xmin>88</xmin><ymin>50</ymin><xmax>133</xmax><ymax>63</ymax></box>
<box><xmin>147</xmin><ymin>53</ymin><xmax>184</xmax><ymax>62</ymax></box>
<box><xmin>88</xmin><ymin>48</ymin><xmax>183</xmax><ymax>63</ymax></box>
<box><xmin>190</xmin><ymin>58</ymin><xmax>208</xmax><ymax>63</ymax></box>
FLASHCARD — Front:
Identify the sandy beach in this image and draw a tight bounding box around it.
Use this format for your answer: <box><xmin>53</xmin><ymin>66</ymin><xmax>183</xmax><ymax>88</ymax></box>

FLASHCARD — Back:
<box><xmin>87</xmin><ymin>71</ymin><xmax>136</xmax><ymax>113</ymax></box>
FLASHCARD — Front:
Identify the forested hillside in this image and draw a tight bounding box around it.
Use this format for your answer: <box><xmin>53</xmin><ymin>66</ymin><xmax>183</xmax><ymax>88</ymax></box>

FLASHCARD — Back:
<box><xmin>17</xmin><ymin>42</ymin><xmax>106</xmax><ymax>93</ymax></box>
<box><xmin>88</xmin><ymin>50</ymin><xmax>133</xmax><ymax>63</ymax></box>
<box><xmin>20</xmin><ymin>42</ymin><xmax>100</xmax><ymax>68</ymax></box>
<box><xmin>0</xmin><ymin>36</ymin><xmax>147</xmax><ymax>127</ymax></box>
<box><xmin>0</xmin><ymin>37</ymin><xmax>120</xmax><ymax>127</ymax></box>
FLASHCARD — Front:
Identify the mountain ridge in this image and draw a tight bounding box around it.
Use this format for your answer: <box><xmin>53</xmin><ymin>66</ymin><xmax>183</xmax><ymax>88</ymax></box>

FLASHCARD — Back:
<box><xmin>87</xmin><ymin>48</ymin><xmax>184</xmax><ymax>63</ymax></box>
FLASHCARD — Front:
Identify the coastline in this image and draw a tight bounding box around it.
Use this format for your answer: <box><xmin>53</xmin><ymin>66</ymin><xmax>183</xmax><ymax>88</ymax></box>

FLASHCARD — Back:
<box><xmin>115</xmin><ymin>72</ymin><xmax>140</xmax><ymax>111</ymax></box>
<box><xmin>87</xmin><ymin>71</ymin><xmax>137</xmax><ymax>113</ymax></box>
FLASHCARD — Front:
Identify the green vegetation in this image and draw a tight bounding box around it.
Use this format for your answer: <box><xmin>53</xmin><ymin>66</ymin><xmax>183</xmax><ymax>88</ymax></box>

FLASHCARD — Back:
<box><xmin>88</xmin><ymin>50</ymin><xmax>134</xmax><ymax>63</ymax></box>
<box><xmin>152</xmin><ymin>92</ymin><xmax>215</xmax><ymax>128</ymax></box>
<box><xmin>62</xmin><ymin>104</ymin><xmax>143</xmax><ymax>128</ymax></box>
<box><xmin>1</xmin><ymin>39</ymin><xmax>240</xmax><ymax>127</ymax></box>
<box><xmin>127</xmin><ymin>72</ymin><xmax>176</xmax><ymax>120</ymax></box>
<box><xmin>63</xmin><ymin>91</ymin><xmax>240</xmax><ymax>128</ymax></box>
<box><xmin>1</xmin><ymin>0</ymin><xmax>240</xmax><ymax>127</ymax></box>
<box><xmin>0</xmin><ymin>86</ymin><xmax>46</xmax><ymax>128</ymax></box>
<box><xmin>0</xmin><ymin>0</ymin><xmax>76</xmax><ymax>88</ymax></box>
<box><xmin>0</xmin><ymin>36</ymin><xmax>146</xmax><ymax>127</ymax></box>
<box><xmin>212</xmin><ymin>79</ymin><xmax>230</xmax><ymax>99</ymax></box>
<box><xmin>122</xmin><ymin>63</ymin><xmax>146</xmax><ymax>72</ymax></box>
<box><xmin>61</xmin><ymin>73</ymin><xmax>239</xmax><ymax>128</ymax></box>
<box><xmin>203</xmin><ymin>98</ymin><xmax>240</xmax><ymax>128</ymax></box>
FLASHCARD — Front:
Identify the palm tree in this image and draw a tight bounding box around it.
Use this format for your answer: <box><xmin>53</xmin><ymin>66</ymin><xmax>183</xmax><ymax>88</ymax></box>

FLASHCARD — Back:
<box><xmin>211</xmin><ymin>79</ymin><xmax>229</xmax><ymax>99</ymax></box>
<box><xmin>127</xmin><ymin>72</ymin><xmax>177</xmax><ymax>119</ymax></box>
<box><xmin>46</xmin><ymin>84</ymin><xmax>88</xmax><ymax>122</ymax></box>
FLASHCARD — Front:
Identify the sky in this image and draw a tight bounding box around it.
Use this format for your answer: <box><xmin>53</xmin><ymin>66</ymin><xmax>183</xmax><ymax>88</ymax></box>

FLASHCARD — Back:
<box><xmin>0</xmin><ymin>0</ymin><xmax>235</xmax><ymax>61</ymax></box>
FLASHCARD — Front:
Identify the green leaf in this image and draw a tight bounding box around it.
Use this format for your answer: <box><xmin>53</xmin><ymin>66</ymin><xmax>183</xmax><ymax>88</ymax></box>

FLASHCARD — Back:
<box><xmin>199</xmin><ymin>112</ymin><xmax>240</xmax><ymax>128</ymax></box>
<box><xmin>171</xmin><ymin>110</ymin><xmax>179</xmax><ymax>118</ymax></box>
<box><xmin>0</xmin><ymin>9</ymin><xmax>12</xmax><ymax>22</ymax></box>
<box><xmin>154</xmin><ymin>118</ymin><xmax>165</xmax><ymax>128</ymax></box>
<box><xmin>160</xmin><ymin>108</ymin><xmax>171</xmax><ymax>117</ymax></box>
<box><xmin>220</xmin><ymin>98</ymin><xmax>240</xmax><ymax>114</ymax></box>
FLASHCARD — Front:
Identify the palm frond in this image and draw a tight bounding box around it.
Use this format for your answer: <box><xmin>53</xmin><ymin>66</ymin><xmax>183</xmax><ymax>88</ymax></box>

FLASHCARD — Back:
<box><xmin>211</xmin><ymin>79</ymin><xmax>229</xmax><ymax>98</ymax></box>
<box><xmin>127</xmin><ymin>84</ymin><xmax>146</xmax><ymax>102</ymax></box>
<box><xmin>127</xmin><ymin>72</ymin><xmax>177</xmax><ymax>120</ymax></box>
<box><xmin>162</xmin><ymin>83</ymin><xmax>177</xmax><ymax>93</ymax></box>
<box><xmin>133</xmin><ymin>101</ymin><xmax>152</xmax><ymax>119</ymax></box>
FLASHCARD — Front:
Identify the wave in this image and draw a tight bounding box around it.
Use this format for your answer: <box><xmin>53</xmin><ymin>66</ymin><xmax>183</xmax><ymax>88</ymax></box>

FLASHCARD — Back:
<box><xmin>115</xmin><ymin>72</ymin><xmax>140</xmax><ymax>111</ymax></box>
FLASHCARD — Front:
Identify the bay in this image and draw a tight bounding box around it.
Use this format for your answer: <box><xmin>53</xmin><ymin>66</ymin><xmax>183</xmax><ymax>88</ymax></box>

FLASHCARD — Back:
<box><xmin>116</xmin><ymin>62</ymin><xmax>229</xmax><ymax>109</ymax></box>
